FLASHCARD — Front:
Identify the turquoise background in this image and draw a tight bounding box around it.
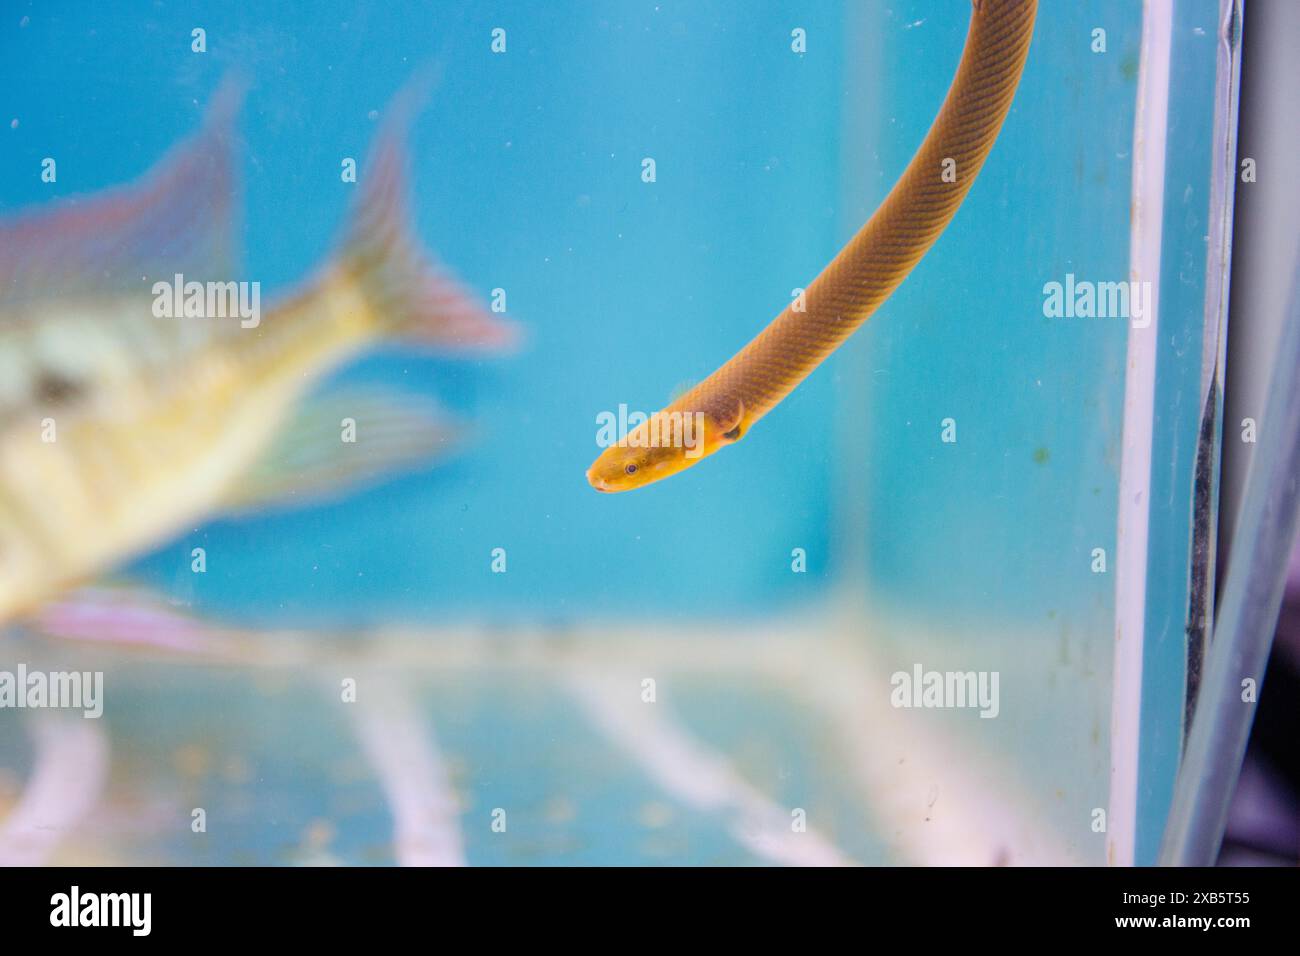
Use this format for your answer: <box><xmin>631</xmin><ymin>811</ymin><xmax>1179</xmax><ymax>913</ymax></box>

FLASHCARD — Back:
<box><xmin>0</xmin><ymin>1</ymin><xmax>1226</xmax><ymax>865</ymax></box>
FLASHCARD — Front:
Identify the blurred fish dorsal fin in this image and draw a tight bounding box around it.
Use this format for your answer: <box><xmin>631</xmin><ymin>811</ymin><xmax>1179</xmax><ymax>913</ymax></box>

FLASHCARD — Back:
<box><xmin>0</xmin><ymin>79</ymin><xmax>244</xmax><ymax>313</ymax></box>
<box><xmin>221</xmin><ymin>384</ymin><xmax>465</xmax><ymax>515</ymax></box>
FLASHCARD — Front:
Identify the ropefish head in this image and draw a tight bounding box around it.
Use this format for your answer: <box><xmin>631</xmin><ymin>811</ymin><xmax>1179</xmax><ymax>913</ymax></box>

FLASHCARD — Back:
<box><xmin>586</xmin><ymin>404</ymin><xmax>744</xmax><ymax>493</ymax></box>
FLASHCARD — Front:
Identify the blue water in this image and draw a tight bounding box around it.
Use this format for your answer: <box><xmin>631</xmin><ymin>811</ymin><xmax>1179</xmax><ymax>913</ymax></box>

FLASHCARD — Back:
<box><xmin>0</xmin><ymin>1</ymin><xmax>1226</xmax><ymax>865</ymax></box>
<box><xmin>3</xmin><ymin>1</ymin><xmax>861</xmax><ymax>623</ymax></box>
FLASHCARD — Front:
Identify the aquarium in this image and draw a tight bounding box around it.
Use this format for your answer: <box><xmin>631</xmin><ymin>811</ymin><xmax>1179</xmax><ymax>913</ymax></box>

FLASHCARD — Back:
<box><xmin>0</xmin><ymin>0</ymin><xmax>1275</xmax><ymax>873</ymax></box>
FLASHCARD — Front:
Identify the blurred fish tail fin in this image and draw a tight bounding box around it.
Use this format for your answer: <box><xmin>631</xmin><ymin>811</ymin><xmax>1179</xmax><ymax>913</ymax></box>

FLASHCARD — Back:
<box><xmin>0</xmin><ymin>76</ymin><xmax>245</xmax><ymax>308</ymax></box>
<box><xmin>333</xmin><ymin>76</ymin><xmax>518</xmax><ymax>353</ymax></box>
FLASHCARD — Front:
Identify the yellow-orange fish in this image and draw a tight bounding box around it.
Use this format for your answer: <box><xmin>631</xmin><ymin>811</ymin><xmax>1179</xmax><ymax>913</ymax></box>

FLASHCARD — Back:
<box><xmin>0</xmin><ymin>84</ymin><xmax>516</xmax><ymax>621</ymax></box>
<box><xmin>587</xmin><ymin>0</ymin><xmax>1036</xmax><ymax>492</ymax></box>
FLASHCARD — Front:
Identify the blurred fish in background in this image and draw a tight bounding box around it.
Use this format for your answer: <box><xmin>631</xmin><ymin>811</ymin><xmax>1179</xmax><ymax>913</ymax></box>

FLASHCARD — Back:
<box><xmin>0</xmin><ymin>81</ymin><xmax>515</xmax><ymax>627</ymax></box>
<box><xmin>0</xmin><ymin>82</ymin><xmax>517</xmax><ymax>865</ymax></box>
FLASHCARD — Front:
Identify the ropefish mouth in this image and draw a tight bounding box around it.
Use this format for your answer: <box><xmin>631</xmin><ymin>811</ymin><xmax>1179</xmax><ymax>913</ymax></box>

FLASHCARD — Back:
<box><xmin>586</xmin><ymin>470</ymin><xmax>615</xmax><ymax>493</ymax></box>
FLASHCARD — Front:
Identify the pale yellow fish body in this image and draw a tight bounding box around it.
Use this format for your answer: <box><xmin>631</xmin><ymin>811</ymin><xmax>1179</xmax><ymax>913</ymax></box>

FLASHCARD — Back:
<box><xmin>0</xmin><ymin>87</ymin><xmax>515</xmax><ymax>623</ymax></box>
<box><xmin>0</xmin><ymin>273</ymin><xmax>362</xmax><ymax>619</ymax></box>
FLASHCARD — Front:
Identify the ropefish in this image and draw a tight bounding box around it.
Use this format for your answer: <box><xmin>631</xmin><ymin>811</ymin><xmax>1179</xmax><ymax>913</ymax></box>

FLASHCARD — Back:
<box><xmin>586</xmin><ymin>0</ymin><xmax>1037</xmax><ymax>492</ymax></box>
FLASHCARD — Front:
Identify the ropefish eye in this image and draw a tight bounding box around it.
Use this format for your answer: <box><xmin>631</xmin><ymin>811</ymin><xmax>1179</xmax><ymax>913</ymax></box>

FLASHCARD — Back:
<box><xmin>625</xmin><ymin>464</ymin><xmax>638</xmax><ymax>475</ymax></box>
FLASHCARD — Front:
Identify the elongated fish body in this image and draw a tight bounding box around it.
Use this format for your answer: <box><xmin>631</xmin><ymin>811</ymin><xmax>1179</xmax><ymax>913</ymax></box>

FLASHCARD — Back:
<box><xmin>587</xmin><ymin>0</ymin><xmax>1037</xmax><ymax>492</ymax></box>
<box><xmin>0</xmin><ymin>84</ymin><xmax>515</xmax><ymax>621</ymax></box>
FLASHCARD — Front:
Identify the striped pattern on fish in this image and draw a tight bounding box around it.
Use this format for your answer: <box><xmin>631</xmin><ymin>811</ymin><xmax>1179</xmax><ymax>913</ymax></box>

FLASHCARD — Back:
<box><xmin>587</xmin><ymin>0</ymin><xmax>1037</xmax><ymax>492</ymax></box>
